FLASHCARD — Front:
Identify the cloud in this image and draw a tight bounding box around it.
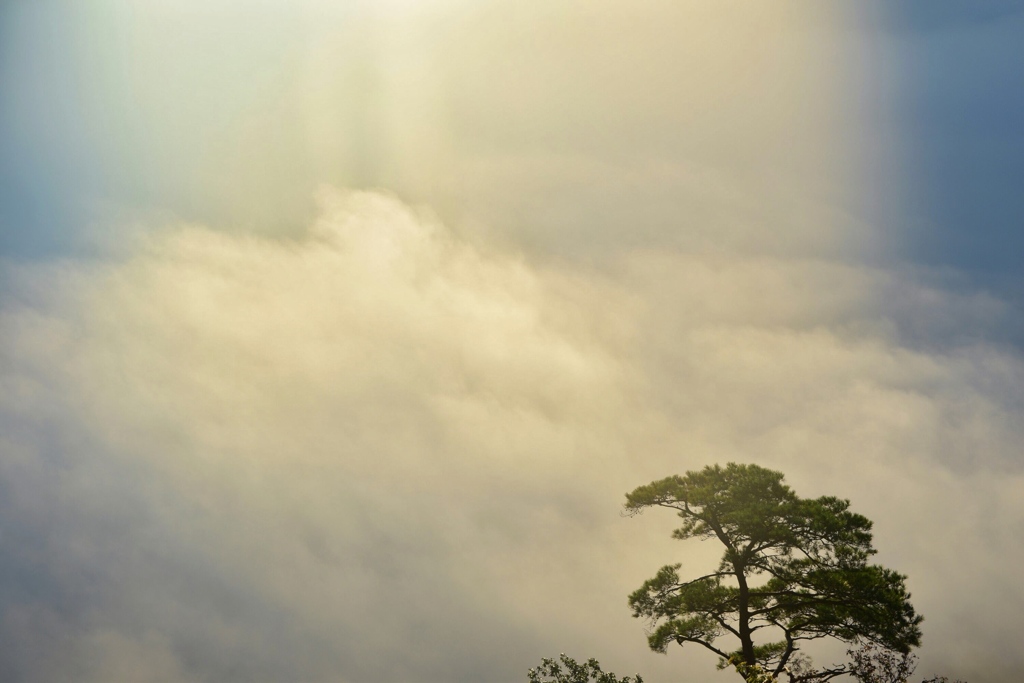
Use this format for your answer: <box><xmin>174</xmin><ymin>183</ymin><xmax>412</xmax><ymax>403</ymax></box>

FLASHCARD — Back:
<box><xmin>3</xmin><ymin>2</ymin><xmax>1022</xmax><ymax>681</ymax></box>
<box><xmin>1</xmin><ymin>188</ymin><xmax>1023</xmax><ymax>682</ymax></box>
<box><xmin>0</xmin><ymin>189</ymin><xmax>635</xmax><ymax>682</ymax></box>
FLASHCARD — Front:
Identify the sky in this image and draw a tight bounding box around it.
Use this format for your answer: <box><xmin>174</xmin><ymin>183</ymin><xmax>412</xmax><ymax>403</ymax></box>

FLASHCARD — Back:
<box><xmin>1</xmin><ymin>2</ymin><xmax>1023</xmax><ymax>682</ymax></box>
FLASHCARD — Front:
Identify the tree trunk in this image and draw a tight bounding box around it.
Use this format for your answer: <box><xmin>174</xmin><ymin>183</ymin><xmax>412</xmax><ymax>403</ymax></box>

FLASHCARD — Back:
<box><xmin>735</xmin><ymin>565</ymin><xmax>756</xmax><ymax>666</ymax></box>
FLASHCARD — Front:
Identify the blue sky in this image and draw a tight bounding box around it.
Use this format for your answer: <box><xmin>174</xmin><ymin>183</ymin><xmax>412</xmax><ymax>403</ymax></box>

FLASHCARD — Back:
<box><xmin>877</xmin><ymin>3</ymin><xmax>1024</xmax><ymax>280</ymax></box>
<box><xmin>4</xmin><ymin>2</ymin><xmax>1022</xmax><ymax>282</ymax></box>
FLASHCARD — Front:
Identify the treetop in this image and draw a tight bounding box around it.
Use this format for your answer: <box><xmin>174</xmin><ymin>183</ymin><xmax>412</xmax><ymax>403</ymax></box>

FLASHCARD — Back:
<box><xmin>625</xmin><ymin>463</ymin><xmax>922</xmax><ymax>681</ymax></box>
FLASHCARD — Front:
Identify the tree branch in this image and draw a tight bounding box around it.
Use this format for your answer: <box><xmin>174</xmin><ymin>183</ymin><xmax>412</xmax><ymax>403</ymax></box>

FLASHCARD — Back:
<box><xmin>676</xmin><ymin>636</ymin><xmax>731</xmax><ymax>661</ymax></box>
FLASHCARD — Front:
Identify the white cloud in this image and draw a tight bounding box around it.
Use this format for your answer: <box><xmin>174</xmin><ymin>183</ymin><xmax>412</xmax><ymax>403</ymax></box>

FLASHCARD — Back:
<box><xmin>2</xmin><ymin>188</ymin><xmax>1022</xmax><ymax>682</ymax></box>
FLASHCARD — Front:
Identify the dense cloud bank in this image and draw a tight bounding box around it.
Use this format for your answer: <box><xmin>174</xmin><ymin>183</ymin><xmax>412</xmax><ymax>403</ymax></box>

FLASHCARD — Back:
<box><xmin>3</xmin><ymin>1</ymin><xmax>1024</xmax><ymax>681</ymax></box>
<box><xmin>2</xmin><ymin>189</ymin><xmax>1022</xmax><ymax>682</ymax></box>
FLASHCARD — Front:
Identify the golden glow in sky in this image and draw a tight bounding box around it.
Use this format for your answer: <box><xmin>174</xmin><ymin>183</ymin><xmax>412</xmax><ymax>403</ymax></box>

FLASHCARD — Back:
<box><xmin>1</xmin><ymin>2</ymin><xmax>1022</xmax><ymax>682</ymax></box>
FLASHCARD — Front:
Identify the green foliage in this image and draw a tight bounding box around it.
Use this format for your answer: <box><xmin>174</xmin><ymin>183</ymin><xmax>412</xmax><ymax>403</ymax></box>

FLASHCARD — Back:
<box><xmin>719</xmin><ymin>655</ymin><xmax>784</xmax><ymax>683</ymax></box>
<box><xmin>847</xmin><ymin>642</ymin><xmax>917</xmax><ymax>683</ymax></box>
<box><xmin>846</xmin><ymin>642</ymin><xmax>968</xmax><ymax>683</ymax></box>
<box><xmin>625</xmin><ymin>464</ymin><xmax>923</xmax><ymax>682</ymax></box>
<box><xmin>528</xmin><ymin>654</ymin><xmax>643</xmax><ymax>683</ymax></box>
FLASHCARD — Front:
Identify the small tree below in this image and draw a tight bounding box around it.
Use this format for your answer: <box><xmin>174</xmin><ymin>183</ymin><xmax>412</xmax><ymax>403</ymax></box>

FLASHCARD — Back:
<box><xmin>528</xmin><ymin>654</ymin><xmax>643</xmax><ymax>683</ymax></box>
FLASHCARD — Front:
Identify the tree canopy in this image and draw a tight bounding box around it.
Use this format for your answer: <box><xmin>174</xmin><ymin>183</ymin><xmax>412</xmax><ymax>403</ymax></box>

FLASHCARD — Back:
<box><xmin>624</xmin><ymin>463</ymin><xmax>922</xmax><ymax>682</ymax></box>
